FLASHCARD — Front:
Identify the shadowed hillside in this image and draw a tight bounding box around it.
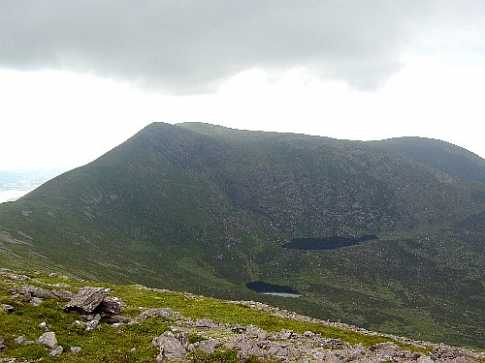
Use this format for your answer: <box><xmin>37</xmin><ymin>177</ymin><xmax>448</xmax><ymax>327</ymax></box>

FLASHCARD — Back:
<box><xmin>1</xmin><ymin>123</ymin><xmax>485</xmax><ymax>347</ymax></box>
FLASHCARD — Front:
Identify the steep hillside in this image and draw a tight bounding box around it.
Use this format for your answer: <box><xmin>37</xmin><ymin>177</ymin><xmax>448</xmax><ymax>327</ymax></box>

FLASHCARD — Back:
<box><xmin>1</xmin><ymin>123</ymin><xmax>485</xmax><ymax>348</ymax></box>
<box><xmin>371</xmin><ymin>137</ymin><xmax>485</xmax><ymax>184</ymax></box>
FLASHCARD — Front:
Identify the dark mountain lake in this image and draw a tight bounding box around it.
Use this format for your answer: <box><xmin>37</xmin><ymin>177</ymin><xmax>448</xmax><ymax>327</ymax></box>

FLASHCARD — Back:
<box><xmin>246</xmin><ymin>281</ymin><xmax>301</xmax><ymax>298</ymax></box>
<box><xmin>283</xmin><ymin>235</ymin><xmax>378</xmax><ymax>250</ymax></box>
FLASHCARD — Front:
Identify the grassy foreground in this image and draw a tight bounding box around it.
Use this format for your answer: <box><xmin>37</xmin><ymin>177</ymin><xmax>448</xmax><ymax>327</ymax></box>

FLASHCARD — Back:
<box><xmin>0</xmin><ymin>271</ymin><xmax>429</xmax><ymax>362</ymax></box>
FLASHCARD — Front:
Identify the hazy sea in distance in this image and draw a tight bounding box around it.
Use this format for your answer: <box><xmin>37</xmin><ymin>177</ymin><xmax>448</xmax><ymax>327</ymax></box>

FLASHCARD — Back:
<box><xmin>0</xmin><ymin>189</ymin><xmax>33</xmax><ymax>203</ymax></box>
<box><xmin>0</xmin><ymin>169</ymin><xmax>62</xmax><ymax>203</ymax></box>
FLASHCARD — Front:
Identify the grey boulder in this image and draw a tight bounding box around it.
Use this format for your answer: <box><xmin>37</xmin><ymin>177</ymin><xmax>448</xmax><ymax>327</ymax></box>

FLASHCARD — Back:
<box><xmin>153</xmin><ymin>332</ymin><xmax>187</xmax><ymax>361</ymax></box>
<box><xmin>65</xmin><ymin>287</ymin><xmax>109</xmax><ymax>314</ymax></box>
<box><xmin>37</xmin><ymin>332</ymin><xmax>58</xmax><ymax>349</ymax></box>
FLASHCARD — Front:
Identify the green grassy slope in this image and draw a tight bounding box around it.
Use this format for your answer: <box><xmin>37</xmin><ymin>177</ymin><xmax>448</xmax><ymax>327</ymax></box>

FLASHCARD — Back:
<box><xmin>1</xmin><ymin>123</ymin><xmax>485</xmax><ymax>347</ymax></box>
<box><xmin>0</xmin><ymin>271</ymin><xmax>434</xmax><ymax>362</ymax></box>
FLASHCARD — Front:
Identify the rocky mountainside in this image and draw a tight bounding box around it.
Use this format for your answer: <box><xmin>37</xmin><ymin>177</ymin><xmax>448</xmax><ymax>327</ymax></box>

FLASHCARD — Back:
<box><xmin>1</xmin><ymin>123</ymin><xmax>485</xmax><ymax>348</ymax></box>
<box><xmin>1</xmin><ymin>268</ymin><xmax>484</xmax><ymax>362</ymax></box>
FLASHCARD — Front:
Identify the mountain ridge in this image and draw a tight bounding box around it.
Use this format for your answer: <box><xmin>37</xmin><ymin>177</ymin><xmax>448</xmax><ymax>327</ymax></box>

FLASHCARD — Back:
<box><xmin>2</xmin><ymin>122</ymin><xmax>485</xmax><ymax>347</ymax></box>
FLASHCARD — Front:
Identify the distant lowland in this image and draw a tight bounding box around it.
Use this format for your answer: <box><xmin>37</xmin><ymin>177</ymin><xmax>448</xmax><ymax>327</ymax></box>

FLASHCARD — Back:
<box><xmin>0</xmin><ymin>170</ymin><xmax>61</xmax><ymax>203</ymax></box>
<box><xmin>2</xmin><ymin>122</ymin><xmax>485</xmax><ymax>348</ymax></box>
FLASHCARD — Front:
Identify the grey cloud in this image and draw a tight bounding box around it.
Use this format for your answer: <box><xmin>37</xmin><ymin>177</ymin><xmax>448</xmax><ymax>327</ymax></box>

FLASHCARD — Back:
<box><xmin>1</xmin><ymin>0</ymin><xmax>484</xmax><ymax>93</ymax></box>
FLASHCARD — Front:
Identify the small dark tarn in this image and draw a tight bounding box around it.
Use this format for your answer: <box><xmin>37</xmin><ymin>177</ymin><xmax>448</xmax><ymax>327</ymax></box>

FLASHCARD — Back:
<box><xmin>246</xmin><ymin>281</ymin><xmax>300</xmax><ymax>295</ymax></box>
<box><xmin>283</xmin><ymin>235</ymin><xmax>378</xmax><ymax>250</ymax></box>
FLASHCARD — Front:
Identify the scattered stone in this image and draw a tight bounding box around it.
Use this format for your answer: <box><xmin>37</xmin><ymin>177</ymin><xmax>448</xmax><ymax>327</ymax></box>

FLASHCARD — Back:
<box><xmin>104</xmin><ymin>315</ymin><xmax>130</xmax><ymax>324</ymax></box>
<box><xmin>38</xmin><ymin>321</ymin><xmax>49</xmax><ymax>331</ymax></box>
<box><xmin>49</xmin><ymin>345</ymin><xmax>63</xmax><ymax>357</ymax></box>
<box><xmin>14</xmin><ymin>285</ymin><xmax>54</xmax><ymax>300</ymax></box>
<box><xmin>153</xmin><ymin>332</ymin><xmax>187</xmax><ymax>362</ymax></box>
<box><xmin>99</xmin><ymin>296</ymin><xmax>123</xmax><ymax>315</ymax></box>
<box><xmin>272</xmin><ymin>329</ymin><xmax>294</xmax><ymax>340</ymax></box>
<box><xmin>1</xmin><ymin>304</ymin><xmax>15</xmax><ymax>313</ymax></box>
<box><xmin>70</xmin><ymin>346</ymin><xmax>82</xmax><ymax>354</ymax></box>
<box><xmin>194</xmin><ymin>319</ymin><xmax>219</xmax><ymax>329</ymax></box>
<box><xmin>86</xmin><ymin>314</ymin><xmax>101</xmax><ymax>331</ymax></box>
<box><xmin>37</xmin><ymin>332</ymin><xmax>58</xmax><ymax>349</ymax></box>
<box><xmin>30</xmin><ymin>297</ymin><xmax>43</xmax><ymax>306</ymax></box>
<box><xmin>193</xmin><ymin>339</ymin><xmax>220</xmax><ymax>354</ymax></box>
<box><xmin>51</xmin><ymin>289</ymin><xmax>74</xmax><ymax>301</ymax></box>
<box><xmin>137</xmin><ymin>308</ymin><xmax>179</xmax><ymax>322</ymax></box>
<box><xmin>417</xmin><ymin>357</ymin><xmax>435</xmax><ymax>363</ymax></box>
<box><xmin>65</xmin><ymin>287</ymin><xmax>109</xmax><ymax>314</ymax></box>
<box><xmin>0</xmin><ymin>336</ymin><xmax>5</xmax><ymax>351</ymax></box>
<box><xmin>0</xmin><ymin>270</ymin><xmax>30</xmax><ymax>281</ymax></box>
<box><xmin>14</xmin><ymin>336</ymin><xmax>34</xmax><ymax>345</ymax></box>
<box><xmin>231</xmin><ymin>325</ymin><xmax>246</xmax><ymax>334</ymax></box>
<box><xmin>244</xmin><ymin>325</ymin><xmax>268</xmax><ymax>339</ymax></box>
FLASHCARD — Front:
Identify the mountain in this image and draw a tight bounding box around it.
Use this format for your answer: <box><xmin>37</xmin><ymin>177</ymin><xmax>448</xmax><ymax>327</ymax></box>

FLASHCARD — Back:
<box><xmin>1</xmin><ymin>122</ymin><xmax>485</xmax><ymax>348</ymax></box>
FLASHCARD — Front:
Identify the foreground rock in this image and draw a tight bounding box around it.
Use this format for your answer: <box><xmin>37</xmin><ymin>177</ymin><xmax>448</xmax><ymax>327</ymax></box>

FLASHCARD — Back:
<box><xmin>14</xmin><ymin>336</ymin><xmax>33</xmax><ymax>346</ymax></box>
<box><xmin>1</xmin><ymin>304</ymin><xmax>15</xmax><ymax>313</ymax></box>
<box><xmin>1</xmin><ymin>270</ymin><xmax>484</xmax><ymax>363</ymax></box>
<box><xmin>64</xmin><ymin>287</ymin><xmax>123</xmax><ymax>321</ymax></box>
<box><xmin>14</xmin><ymin>285</ymin><xmax>54</xmax><ymax>299</ymax></box>
<box><xmin>37</xmin><ymin>332</ymin><xmax>58</xmax><ymax>349</ymax></box>
<box><xmin>137</xmin><ymin>308</ymin><xmax>179</xmax><ymax>322</ymax></box>
<box><xmin>153</xmin><ymin>332</ymin><xmax>187</xmax><ymax>362</ymax></box>
<box><xmin>64</xmin><ymin>287</ymin><xmax>109</xmax><ymax>314</ymax></box>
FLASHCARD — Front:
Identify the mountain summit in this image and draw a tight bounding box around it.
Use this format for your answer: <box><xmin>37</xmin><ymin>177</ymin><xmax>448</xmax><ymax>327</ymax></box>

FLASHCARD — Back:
<box><xmin>1</xmin><ymin>123</ymin><xmax>485</xmax><ymax>347</ymax></box>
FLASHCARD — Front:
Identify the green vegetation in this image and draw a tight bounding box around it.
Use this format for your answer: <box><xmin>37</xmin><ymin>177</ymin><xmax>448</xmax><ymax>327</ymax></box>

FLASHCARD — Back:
<box><xmin>1</xmin><ymin>122</ymin><xmax>485</xmax><ymax>348</ymax></box>
<box><xmin>0</xmin><ymin>272</ymin><xmax>430</xmax><ymax>362</ymax></box>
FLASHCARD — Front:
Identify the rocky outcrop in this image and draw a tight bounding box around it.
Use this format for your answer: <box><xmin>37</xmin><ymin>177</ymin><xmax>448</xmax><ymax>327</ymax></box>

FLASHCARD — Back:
<box><xmin>1</xmin><ymin>272</ymin><xmax>484</xmax><ymax>363</ymax></box>
<box><xmin>64</xmin><ymin>287</ymin><xmax>109</xmax><ymax>314</ymax></box>
<box><xmin>1</xmin><ymin>304</ymin><xmax>14</xmax><ymax>313</ymax></box>
<box><xmin>37</xmin><ymin>332</ymin><xmax>58</xmax><ymax>349</ymax></box>
<box><xmin>136</xmin><ymin>308</ymin><xmax>179</xmax><ymax>322</ymax></box>
<box><xmin>152</xmin><ymin>332</ymin><xmax>187</xmax><ymax>362</ymax></box>
<box><xmin>13</xmin><ymin>285</ymin><xmax>54</xmax><ymax>300</ymax></box>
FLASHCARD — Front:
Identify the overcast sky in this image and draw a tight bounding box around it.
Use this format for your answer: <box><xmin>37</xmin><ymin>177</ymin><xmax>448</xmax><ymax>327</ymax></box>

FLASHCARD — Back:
<box><xmin>1</xmin><ymin>0</ymin><xmax>485</xmax><ymax>172</ymax></box>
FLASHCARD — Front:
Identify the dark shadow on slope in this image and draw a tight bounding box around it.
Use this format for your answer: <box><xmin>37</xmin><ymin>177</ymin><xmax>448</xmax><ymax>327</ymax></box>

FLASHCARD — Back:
<box><xmin>283</xmin><ymin>235</ymin><xmax>378</xmax><ymax>250</ymax></box>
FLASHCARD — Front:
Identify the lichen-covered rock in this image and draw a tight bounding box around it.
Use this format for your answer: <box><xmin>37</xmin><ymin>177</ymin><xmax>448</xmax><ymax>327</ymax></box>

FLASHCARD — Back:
<box><xmin>49</xmin><ymin>345</ymin><xmax>63</xmax><ymax>357</ymax></box>
<box><xmin>51</xmin><ymin>289</ymin><xmax>74</xmax><ymax>301</ymax></box>
<box><xmin>194</xmin><ymin>319</ymin><xmax>219</xmax><ymax>329</ymax></box>
<box><xmin>30</xmin><ymin>297</ymin><xmax>43</xmax><ymax>306</ymax></box>
<box><xmin>64</xmin><ymin>287</ymin><xmax>109</xmax><ymax>314</ymax></box>
<box><xmin>85</xmin><ymin>314</ymin><xmax>101</xmax><ymax>331</ymax></box>
<box><xmin>104</xmin><ymin>315</ymin><xmax>130</xmax><ymax>324</ymax></box>
<box><xmin>137</xmin><ymin>308</ymin><xmax>179</xmax><ymax>322</ymax></box>
<box><xmin>14</xmin><ymin>336</ymin><xmax>33</xmax><ymax>346</ymax></box>
<box><xmin>152</xmin><ymin>332</ymin><xmax>187</xmax><ymax>361</ymax></box>
<box><xmin>14</xmin><ymin>285</ymin><xmax>54</xmax><ymax>300</ymax></box>
<box><xmin>1</xmin><ymin>304</ymin><xmax>15</xmax><ymax>313</ymax></box>
<box><xmin>0</xmin><ymin>270</ymin><xmax>30</xmax><ymax>281</ymax></box>
<box><xmin>37</xmin><ymin>332</ymin><xmax>58</xmax><ymax>349</ymax></box>
<box><xmin>191</xmin><ymin>339</ymin><xmax>220</xmax><ymax>354</ymax></box>
<box><xmin>99</xmin><ymin>296</ymin><xmax>123</xmax><ymax>315</ymax></box>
